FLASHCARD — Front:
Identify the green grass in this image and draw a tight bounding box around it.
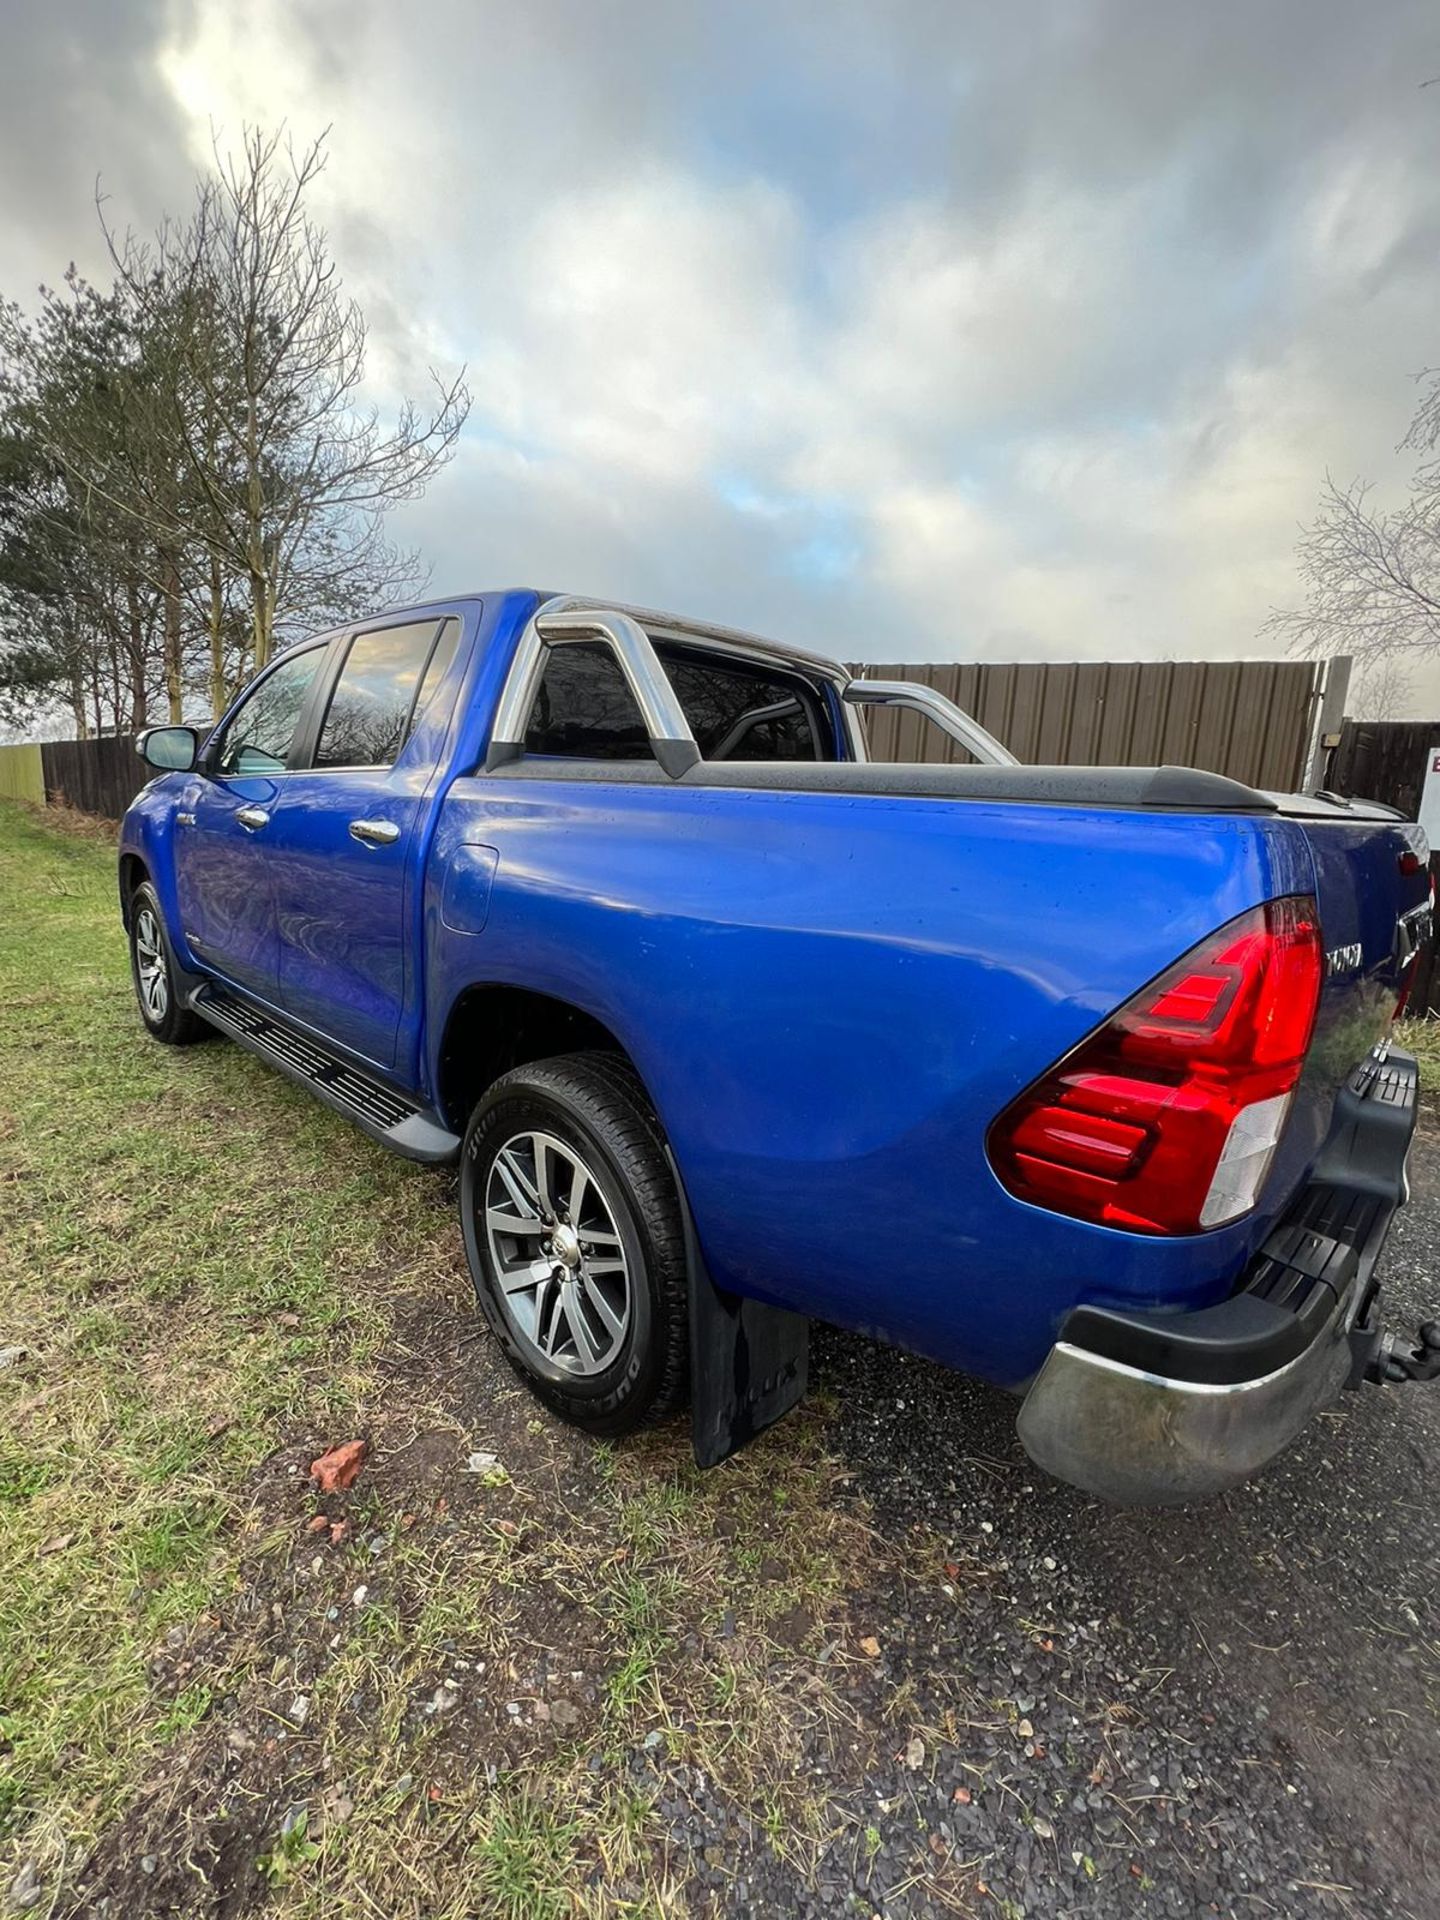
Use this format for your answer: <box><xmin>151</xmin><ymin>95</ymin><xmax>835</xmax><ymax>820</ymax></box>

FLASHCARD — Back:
<box><xmin>0</xmin><ymin>802</ymin><xmax>883</xmax><ymax>1920</ymax></box>
<box><xmin>469</xmin><ymin>1793</ymin><xmax>581</xmax><ymax>1920</ymax></box>
<box><xmin>1402</xmin><ymin>1012</ymin><xmax>1440</xmax><ymax>1081</ymax></box>
<box><xmin>0</xmin><ymin>803</ymin><xmax>450</xmax><ymax>1871</ymax></box>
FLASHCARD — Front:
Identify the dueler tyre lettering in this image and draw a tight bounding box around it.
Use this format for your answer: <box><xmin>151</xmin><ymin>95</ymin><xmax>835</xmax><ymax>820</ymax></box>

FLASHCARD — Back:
<box><xmin>459</xmin><ymin>1052</ymin><xmax>688</xmax><ymax>1436</ymax></box>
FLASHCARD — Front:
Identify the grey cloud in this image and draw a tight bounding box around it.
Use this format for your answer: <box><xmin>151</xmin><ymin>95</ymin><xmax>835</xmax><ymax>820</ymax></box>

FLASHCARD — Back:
<box><xmin>5</xmin><ymin>0</ymin><xmax>1440</xmax><ymax>676</ymax></box>
<box><xmin>0</xmin><ymin>0</ymin><xmax>196</xmax><ymax>295</ymax></box>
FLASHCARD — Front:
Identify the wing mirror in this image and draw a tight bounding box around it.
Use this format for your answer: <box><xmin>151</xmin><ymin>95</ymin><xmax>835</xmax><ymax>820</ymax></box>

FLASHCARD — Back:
<box><xmin>136</xmin><ymin>726</ymin><xmax>199</xmax><ymax>772</ymax></box>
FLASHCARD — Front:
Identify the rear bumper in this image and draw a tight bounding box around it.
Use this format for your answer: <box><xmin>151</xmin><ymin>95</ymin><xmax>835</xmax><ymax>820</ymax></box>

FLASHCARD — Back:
<box><xmin>1017</xmin><ymin>1048</ymin><xmax>1418</xmax><ymax>1505</ymax></box>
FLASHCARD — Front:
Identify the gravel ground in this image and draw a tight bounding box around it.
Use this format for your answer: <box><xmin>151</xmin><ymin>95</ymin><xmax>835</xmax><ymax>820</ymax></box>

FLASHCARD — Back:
<box><xmin>790</xmin><ymin>1115</ymin><xmax>1440</xmax><ymax>1920</ymax></box>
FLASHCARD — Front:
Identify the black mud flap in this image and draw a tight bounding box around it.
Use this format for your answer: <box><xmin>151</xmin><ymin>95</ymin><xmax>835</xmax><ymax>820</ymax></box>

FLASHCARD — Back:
<box><xmin>673</xmin><ymin>1163</ymin><xmax>809</xmax><ymax>1469</ymax></box>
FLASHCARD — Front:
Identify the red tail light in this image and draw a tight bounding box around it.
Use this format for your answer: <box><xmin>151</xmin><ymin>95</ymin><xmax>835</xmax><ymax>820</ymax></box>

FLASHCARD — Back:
<box><xmin>989</xmin><ymin>897</ymin><xmax>1323</xmax><ymax>1235</ymax></box>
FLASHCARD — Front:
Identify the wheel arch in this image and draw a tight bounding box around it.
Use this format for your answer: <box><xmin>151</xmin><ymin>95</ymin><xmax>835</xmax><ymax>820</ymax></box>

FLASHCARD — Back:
<box><xmin>436</xmin><ymin>983</ymin><xmax>656</xmax><ymax>1135</ymax></box>
<box><xmin>118</xmin><ymin>852</ymin><xmax>149</xmax><ymax>930</ymax></box>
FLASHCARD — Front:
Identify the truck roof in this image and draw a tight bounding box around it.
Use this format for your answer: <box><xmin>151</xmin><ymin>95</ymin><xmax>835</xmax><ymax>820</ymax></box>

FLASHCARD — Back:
<box><xmin>351</xmin><ymin>588</ymin><xmax>852</xmax><ymax>684</ymax></box>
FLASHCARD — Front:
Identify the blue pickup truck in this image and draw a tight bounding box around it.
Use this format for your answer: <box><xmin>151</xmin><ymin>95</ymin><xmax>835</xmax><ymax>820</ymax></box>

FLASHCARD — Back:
<box><xmin>119</xmin><ymin>590</ymin><xmax>1440</xmax><ymax>1502</ymax></box>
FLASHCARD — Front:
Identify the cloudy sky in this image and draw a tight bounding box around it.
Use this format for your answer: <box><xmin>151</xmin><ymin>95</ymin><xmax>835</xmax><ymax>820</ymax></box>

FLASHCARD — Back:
<box><xmin>5</xmin><ymin>0</ymin><xmax>1439</xmax><ymax>679</ymax></box>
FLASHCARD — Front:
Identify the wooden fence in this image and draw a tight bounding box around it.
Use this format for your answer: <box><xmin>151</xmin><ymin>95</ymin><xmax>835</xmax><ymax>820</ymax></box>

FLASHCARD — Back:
<box><xmin>1326</xmin><ymin>718</ymin><xmax>1440</xmax><ymax>1019</ymax></box>
<box><xmin>39</xmin><ymin>735</ymin><xmax>150</xmax><ymax>819</ymax></box>
<box><xmin>1327</xmin><ymin>719</ymin><xmax>1440</xmax><ymax>818</ymax></box>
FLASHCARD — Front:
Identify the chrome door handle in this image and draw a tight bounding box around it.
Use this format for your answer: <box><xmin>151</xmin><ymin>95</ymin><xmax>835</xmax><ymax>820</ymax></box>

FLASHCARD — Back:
<box><xmin>235</xmin><ymin>806</ymin><xmax>270</xmax><ymax>832</ymax></box>
<box><xmin>348</xmin><ymin>817</ymin><xmax>401</xmax><ymax>847</ymax></box>
<box><xmin>176</xmin><ymin>811</ymin><xmax>196</xmax><ymax>827</ymax></box>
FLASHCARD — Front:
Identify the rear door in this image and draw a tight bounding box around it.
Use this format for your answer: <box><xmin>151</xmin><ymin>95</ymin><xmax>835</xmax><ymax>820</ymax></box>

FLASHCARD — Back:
<box><xmin>173</xmin><ymin>642</ymin><xmax>327</xmax><ymax>998</ymax></box>
<box><xmin>263</xmin><ymin>615</ymin><xmax>462</xmax><ymax>1067</ymax></box>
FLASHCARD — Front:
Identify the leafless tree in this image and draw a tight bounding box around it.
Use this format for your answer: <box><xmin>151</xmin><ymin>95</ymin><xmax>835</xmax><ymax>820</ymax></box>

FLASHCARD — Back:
<box><xmin>2</xmin><ymin>125</ymin><xmax>469</xmax><ymax>734</ymax></box>
<box><xmin>1267</xmin><ymin>371</ymin><xmax>1440</xmax><ymax>670</ymax></box>
<box><xmin>1349</xmin><ymin>652</ymin><xmax>1420</xmax><ymax>720</ymax></box>
<box><xmin>109</xmin><ymin>126</ymin><xmax>470</xmax><ymax>675</ymax></box>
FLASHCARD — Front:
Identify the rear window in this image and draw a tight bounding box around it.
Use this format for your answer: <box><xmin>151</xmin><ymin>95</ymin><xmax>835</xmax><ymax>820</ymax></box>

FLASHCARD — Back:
<box><xmin>524</xmin><ymin>643</ymin><xmax>652</xmax><ymax>759</ymax></box>
<box><xmin>524</xmin><ymin>639</ymin><xmax>828</xmax><ymax>763</ymax></box>
<box><xmin>655</xmin><ymin>644</ymin><xmax>823</xmax><ymax>761</ymax></box>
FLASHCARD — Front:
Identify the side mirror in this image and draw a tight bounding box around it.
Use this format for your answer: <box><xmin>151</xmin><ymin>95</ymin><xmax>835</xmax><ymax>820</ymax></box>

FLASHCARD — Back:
<box><xmin>136</xmin><ymin>726</ymin><xmax>199</xmax><ymax>773</ymax></box>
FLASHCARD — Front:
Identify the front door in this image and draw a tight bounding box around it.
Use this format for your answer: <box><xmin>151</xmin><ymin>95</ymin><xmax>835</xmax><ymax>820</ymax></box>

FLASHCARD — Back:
<box><xmin>266</xmin><ymin>616</ymin><xmax>459</xmax><ymax>1067</ymax></box>
<box><xmin>173</xmin><ymin>643</ymin><xmax>327</xmax><ymax>999</ymax></box>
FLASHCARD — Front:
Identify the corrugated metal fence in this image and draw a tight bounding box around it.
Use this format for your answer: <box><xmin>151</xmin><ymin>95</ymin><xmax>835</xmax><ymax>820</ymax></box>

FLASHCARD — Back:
<box><xmin>847</xmin><ymin>658</ymin><xmax>1327</xmax><ymax>790</ymax></box>
<box><xmin>0</xmin><ymin>655</ymin><xmax>1329</xmax><ymax>823</ymax></box>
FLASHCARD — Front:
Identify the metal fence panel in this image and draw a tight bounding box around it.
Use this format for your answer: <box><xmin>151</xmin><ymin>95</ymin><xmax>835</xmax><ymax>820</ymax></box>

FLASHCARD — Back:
<box><xmin>846</xmin><ymin>657</ymin><xmax>1323</xmax><ymax>788</ymax></box>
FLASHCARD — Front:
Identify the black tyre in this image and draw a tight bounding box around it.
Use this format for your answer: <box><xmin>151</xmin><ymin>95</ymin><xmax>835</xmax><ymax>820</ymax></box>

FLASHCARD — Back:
<box><xmin>460</xmin><ymin>1052</ymin><xmax>688</xmax><ymax>1435</ymax></box>
<box><xmin>128</xmin><ymin>881</ymin><xmax>210</xmax><ymax>1046</ymax></box>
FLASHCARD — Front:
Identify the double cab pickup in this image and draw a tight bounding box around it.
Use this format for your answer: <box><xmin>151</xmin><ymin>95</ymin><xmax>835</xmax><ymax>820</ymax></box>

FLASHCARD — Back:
<box><xmin>120</xmin><ymin>591</ymin><xmax>1439</xmax><ymax>1502</ymax></box>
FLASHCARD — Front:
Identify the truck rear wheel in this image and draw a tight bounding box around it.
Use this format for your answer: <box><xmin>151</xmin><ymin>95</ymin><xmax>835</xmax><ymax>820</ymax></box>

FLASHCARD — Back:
<box><xmin>459</xmin><ymin>1052</ymin><xmax>689</xmax><ymax>1435</ymax></box>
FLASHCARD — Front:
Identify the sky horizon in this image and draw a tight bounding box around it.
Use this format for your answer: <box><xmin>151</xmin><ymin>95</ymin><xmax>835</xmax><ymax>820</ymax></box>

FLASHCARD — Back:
<box><xmin>4</xmin><ymin>1</ymin><xmax>1440</xmax><ymax>707</ymax></box>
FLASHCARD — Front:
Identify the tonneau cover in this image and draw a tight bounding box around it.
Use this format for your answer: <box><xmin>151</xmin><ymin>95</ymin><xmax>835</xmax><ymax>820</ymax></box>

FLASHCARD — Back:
<box><xmin>492</xmin><ymin>756</ymin><xmax>1404</xmax><ymax>817</ymax></box>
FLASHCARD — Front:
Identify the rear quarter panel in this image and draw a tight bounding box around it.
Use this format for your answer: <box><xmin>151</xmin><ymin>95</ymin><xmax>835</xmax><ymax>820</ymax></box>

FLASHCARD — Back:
<box><xmin>428</xmin><ymin>775</ymin><xmax>1321</xmax><ymax>1387</ymax></box>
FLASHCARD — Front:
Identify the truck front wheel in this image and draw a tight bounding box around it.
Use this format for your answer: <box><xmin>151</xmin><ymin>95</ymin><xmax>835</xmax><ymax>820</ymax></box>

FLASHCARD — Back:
<box><xmin>459</xmin><ymin>1053</ymin><xmax>689</xmax><ymax>1435</ymax></box>
<box><xmin>128</xmin><ymin>881</ymin><xmax>209</xmax><ymax>1047</ymax></box>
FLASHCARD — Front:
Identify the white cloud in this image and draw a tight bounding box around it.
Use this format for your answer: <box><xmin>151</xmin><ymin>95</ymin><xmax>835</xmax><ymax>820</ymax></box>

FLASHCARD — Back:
<box><xmin>13</xmin><ymin>0</ymin><xmax>1437</xmax><ymax>684</ymax></box>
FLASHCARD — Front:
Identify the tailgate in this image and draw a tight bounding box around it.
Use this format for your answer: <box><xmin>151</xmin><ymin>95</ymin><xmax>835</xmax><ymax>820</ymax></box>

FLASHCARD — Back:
<box><xmin>1281</xmin><ymin>809</ymin><xmax>1431</xmax><ymax>1190</ymax></box>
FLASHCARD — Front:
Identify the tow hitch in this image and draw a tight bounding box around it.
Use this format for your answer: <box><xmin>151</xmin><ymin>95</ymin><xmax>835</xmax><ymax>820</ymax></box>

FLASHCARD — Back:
<box><xmin>1358</xmin><ymin>1316</ymin><xmax>1440</xmax><ymax>1385</ymax></box>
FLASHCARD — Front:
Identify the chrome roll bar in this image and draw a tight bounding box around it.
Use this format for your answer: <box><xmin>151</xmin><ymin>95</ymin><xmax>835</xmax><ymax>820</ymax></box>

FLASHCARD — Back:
<box><xmin>842</xmin><ymin>679</ymin><xmax>1018</xmax><ymax>767</ymax></box>
<box><xmin>486</xmin><ymin>597</ymin><xmax>702</xmax><ymax>778</ymax></box>
<box><xmin>486</xmin><ymin>593</ymin><xmax>1016</xmax><ymax>776</ymax></box>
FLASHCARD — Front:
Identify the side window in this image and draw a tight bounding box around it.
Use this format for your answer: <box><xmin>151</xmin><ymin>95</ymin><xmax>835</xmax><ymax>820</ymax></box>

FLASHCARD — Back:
<box><xmin>314</xmin><ymin>621</ymin><xmax>442</xmax><ymax>770</ymax></box>
<box><xmin>405</xmin><ymin>617</ymin><xmax>461</xmax><ymax>745</ymax></box>
<box><xmin>524</xmin><ymin>643</ymin><xmax>653</xmax><ymax>759</ymax></box>
<box><xmin>656</xmin><ymin>645</ymin><xmax>824</xmax><ymax>761</ymax></box>
<box><xmin>214</xmin><ymin>646</ymin><xmax>324</xmax><ymax>776</ymax></box>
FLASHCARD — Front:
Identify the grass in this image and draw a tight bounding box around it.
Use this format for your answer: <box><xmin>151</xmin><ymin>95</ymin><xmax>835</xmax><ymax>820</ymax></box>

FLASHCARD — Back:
<box><xmin>0</xmin><ymin>801</ymin><xmax>887</xmax><ymax>1919</ymax></box>
<box><xmin>469</xmin><ymin>1793</ymin><xmax>580</xmax><ymax>1920</ymax></box>
<box><xmin>1401</xmin><ymin>1010</ymin><xmax>1440</xmax><ymax>1081</ymax></box>
<box><xmin>0</xmin><ymin>805</ymin><xmax>453</xmax><ymax>1868</ymax></box>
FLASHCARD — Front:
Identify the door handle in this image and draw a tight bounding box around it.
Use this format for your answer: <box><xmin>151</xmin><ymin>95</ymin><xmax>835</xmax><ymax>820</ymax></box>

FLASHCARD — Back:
<box><xmin>176</xmin><ymin>811</ymin><xmax>196</xmax><ymax>827</ymax></box>
<box><xmin>235</xmin><ymin>806</ymin><xmax>270</xmax><ymax>832</ymax></box>
<box><xmin>349</xmin><ymin>817</ymin><xmax>401</xmax><ymax>848</ymax></box>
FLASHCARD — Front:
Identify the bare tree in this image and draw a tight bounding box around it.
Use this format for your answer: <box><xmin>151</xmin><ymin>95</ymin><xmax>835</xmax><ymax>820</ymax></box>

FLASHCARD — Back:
<box><xmin>1350</xmin><ymin>653</ymin><xmax>1419</xmax><ymax>720</ymax></box>
<box><xmin>110</xmin><ymin>127</ymin><xmax>470</xmax><ymax>675</ymax></box>
<box><xmin>2</xmin><ymin>125</ymin><xmax>470</xmax><ymax>735</ymax></box>
<box><xmin>1267</xmin><ymin>371</ymin><xmax>1440</xmax><ymax>670</ymax></box>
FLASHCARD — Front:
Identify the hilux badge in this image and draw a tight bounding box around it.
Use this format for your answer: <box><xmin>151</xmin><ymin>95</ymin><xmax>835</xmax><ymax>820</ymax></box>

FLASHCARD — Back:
<box><xmin>1325</xmin><ymin>942</ymin><xmax>1362</xmax><ymax>975</ymax></box>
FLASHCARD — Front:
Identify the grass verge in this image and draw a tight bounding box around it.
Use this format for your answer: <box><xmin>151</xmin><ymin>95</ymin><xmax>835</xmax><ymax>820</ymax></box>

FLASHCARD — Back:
<box><xmin>0</xmin><ymin>802</ymin><xmax>888</xmax><ymax>1919</ymax></box>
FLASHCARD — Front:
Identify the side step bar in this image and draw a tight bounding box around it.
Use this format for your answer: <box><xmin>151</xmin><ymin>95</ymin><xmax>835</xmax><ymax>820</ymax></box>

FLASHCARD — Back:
<box><xmin>191</xmin><ymin>984</ymin><xmax>460</xmax><ymax>1164</ymax></box>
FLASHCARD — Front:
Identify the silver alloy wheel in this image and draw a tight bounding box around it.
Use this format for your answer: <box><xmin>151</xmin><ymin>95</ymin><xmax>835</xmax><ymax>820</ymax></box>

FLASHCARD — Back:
<box><xmin>483</xmin><ymin>1129</ymin><xmax>632</xmax><ymax>1376</ymax></box>
<box><xmin>134</xmin><ymin>907</ymin><xmax>169</xmax><ymax>1023</ymax></box>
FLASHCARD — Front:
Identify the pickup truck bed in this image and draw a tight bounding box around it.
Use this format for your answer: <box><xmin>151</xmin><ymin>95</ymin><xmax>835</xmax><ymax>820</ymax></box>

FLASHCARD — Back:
<box><xmin>119</xmin><ymin>588</ymin><xmax>1439</xmax><ymax>1503</ymax></box>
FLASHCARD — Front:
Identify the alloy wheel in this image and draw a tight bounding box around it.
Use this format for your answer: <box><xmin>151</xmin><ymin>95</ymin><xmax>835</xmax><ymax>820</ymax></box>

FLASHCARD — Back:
<box><xmin>482</xmin><ymin>1129</ymin><xmax>632</xmax><ymax>1376</ymax></box>
<box><xmin>134</xmin><ymin>907</ymin><xmax>169</xmax><ymax>1023</ymax></box>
